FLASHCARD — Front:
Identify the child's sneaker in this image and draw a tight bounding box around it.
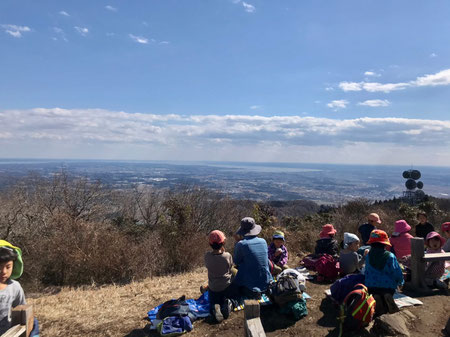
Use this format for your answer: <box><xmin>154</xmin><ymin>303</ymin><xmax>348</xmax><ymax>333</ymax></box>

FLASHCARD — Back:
<box><xmin>213</xmin><ymin>304</ymin><xmax>223</xmax><ymax>323</ymax></box>
<box><xmin>221</xmin><ymin>299</ymin><xmax>233</xmax><ymax>319</ymax></box>
<box><xmin>434</xmin><ymin>279</ymin><xmax>448</xmax><ymax>290</ymax></box>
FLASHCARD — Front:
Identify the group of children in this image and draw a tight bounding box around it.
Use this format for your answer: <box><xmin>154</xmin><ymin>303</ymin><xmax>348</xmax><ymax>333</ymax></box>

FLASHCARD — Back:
<box><xmin>203</xmin><ymin>213</ymin><xmax>450</xmax><ymax>322</ymax></box>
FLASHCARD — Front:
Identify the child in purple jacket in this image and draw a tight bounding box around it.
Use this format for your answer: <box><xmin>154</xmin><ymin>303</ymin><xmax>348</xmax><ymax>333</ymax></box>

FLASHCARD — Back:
<box><xmin>268</xmin><ymin>230</ymin><xmax>289</xmax><ymax>276</ymax></box>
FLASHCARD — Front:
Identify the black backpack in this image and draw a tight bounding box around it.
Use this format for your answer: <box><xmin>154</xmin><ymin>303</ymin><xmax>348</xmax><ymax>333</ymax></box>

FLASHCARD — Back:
<box><xmin>269</xmin><ymin>272</ymin><xmax>302</xmax><ymax>306</ymax></box>
<box><xmin>157</xmin><ymin>296</ymin><xmax>191</xmax><ymax>320</ymax></box>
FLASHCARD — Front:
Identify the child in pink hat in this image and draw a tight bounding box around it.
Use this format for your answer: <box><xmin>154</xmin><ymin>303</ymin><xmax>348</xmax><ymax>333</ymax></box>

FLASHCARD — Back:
<box><xmin>390</xmin><ymin>220</ymin><xmax>414</xmax><ymax>260</ymax></box>
<box><xmin>314</xmin><ymin>224</ymin><xmax>339</xmax><ymax>257</ymax></box>
<box><xmin>424</xmin><ymin>231</ymin><xmax>447</xmax><ymax>289</ymax></box>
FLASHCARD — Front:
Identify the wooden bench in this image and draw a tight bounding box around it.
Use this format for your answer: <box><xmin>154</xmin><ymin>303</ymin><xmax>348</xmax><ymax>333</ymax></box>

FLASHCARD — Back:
<box><xmin>410</xmin><ymin>237</ymin><xmax>450</xmax><ymax>291</ymax></box>
<box><xmin>1</xmin><ymin>305</ymin><xmax>34</xmax><ymax>337</ymax></box>
<box><xmin>244</xmin><ymin>300</ymin><xmax>266</xmax><ymax>337</ymax></box>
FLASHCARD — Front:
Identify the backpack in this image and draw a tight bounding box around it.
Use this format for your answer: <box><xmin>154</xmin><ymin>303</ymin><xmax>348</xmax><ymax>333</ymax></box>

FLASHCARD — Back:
<box><xmin>338</xmin><ymin>284</ymin><xmax>376</xmax><ymax>335</ymax></box>
<box><xmin>157</xmin><ymin>296</ymin><xmax>191</xmax><ymax>320</ymax></box>
<box><xmin>157</xmin><ymin>316</ymin><xmax>193</xmax><ymax>336</ymax></box>
<box><xmin>269</xmin><ymin>271</ymin><xmax>303</xmax><ymax>306</ymax></box>
<box><xmin>315</xmin><ymin>254</ymin><xmax>339</xmax><ymax>282</ymax></box>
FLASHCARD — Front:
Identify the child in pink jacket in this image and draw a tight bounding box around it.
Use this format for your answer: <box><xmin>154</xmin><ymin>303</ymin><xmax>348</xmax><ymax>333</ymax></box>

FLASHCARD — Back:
<box><xmin>390</xmin><ymin>220</ymin><xmax>413</xmax><ymax>260</ymax></box>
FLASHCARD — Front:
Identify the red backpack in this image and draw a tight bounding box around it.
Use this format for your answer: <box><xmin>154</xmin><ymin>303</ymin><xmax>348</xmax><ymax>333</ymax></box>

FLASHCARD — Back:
<box><xmin>338</xmin><ymin>283</ymin><xmax>376</xmax><ymax>336</ymax></box>
<box><xmin>314</xmin><ymin>254</ymin><xmax>339</xmax><ymax>282</ymax></box>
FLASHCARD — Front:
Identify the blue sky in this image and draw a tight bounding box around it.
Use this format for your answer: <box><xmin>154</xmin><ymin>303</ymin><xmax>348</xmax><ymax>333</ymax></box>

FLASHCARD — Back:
<box><xmin>1</xmin><ymin>0</ymin><xmax>450</xmax><ymax>165</ymax></box>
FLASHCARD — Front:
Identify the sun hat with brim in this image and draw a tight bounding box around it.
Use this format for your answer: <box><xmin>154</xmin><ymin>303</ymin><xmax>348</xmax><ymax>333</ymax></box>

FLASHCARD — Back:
<box><xmin>368</xmin><ymin>213</ymin><xmax>382</xmax><ymax>224</ymax></box>
<box><xmin>209</xmin><ymin>230</ymin><xmax>226</xmax><ymax>245</ymax></box>
<box><xmin>392</xmin><ymin>220</ymin><xmax>411</xmax><ymax>236</ymax></box>
<box><xmin>0</xmin><ymin>240</ymin><xmax>23</xmax><ymax>279</ymax></box>
<box><xmin>236</xmin><ymin>217</ymin><xmax>261</xmax><ymax>237</ymax></box>
<box><xmin>272</xmin><ymin>230</ymin><xmax>285</xmax><ymax>240</ymax></box>
<box><xmin>425</xmin><ymin>231</ymin><xmax>445</xmax><ymax>247</ymax></box>
<box><xmin>319</xmin><ymin>224</ymin><xmax>337</xmax><ymax>238</ymax></box>
<box><xmin>441</xmin><ymin>222</ymin><xmax>450</xmax><ymax>232</ymax></box>
<box><xmin>367</xmin><ymin>229</ymin><xmax>391</xmax><ymax>246</ymax></box>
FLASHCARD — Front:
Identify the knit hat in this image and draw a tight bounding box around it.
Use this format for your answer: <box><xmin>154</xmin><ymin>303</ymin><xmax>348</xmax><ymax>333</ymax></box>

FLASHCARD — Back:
<box><xmin>343</xmin><ymin>232</ymin><xmax>360</xmax><ymax>248</ymax></box>
<box><xmin>441</xmin><ymin>222</ymin><xmax>450</xmax><ymax>232</ymax></box>
<box><xmin>368</xmin><ymin>213</ymin><xmax>382</xmax><ymax>224</ymax></box>
<box><xmin>392</xmin><ymin>220</ymin><xmax>411</xmax><ymax>236</ymax></box>
<box><xmin>0</xmin><ymin>240</ymin><xmax>23</xmax><ymax>279</ymax></box>
<box><xmin>236</xmin><ymin>217</ymin><xmax>261</xmax><ymax>237</ymax></box>
<box><xmin>209</xmin><ymin>230</ymin><xmax>226</xmax><ymax>245</ymax></box>
<box><xmin>272</xmin><ymin>230</ymin><xmax>285</xmax><ymax>240</ymax></box>
<box><xmin>367</xmin><ymin>229</ymin><xmax>391</xmax><ymax>246</ymax></box>
<box><xmin>425</xmin><ymin>231</ymin><xmax>445</xmax><ymax>247</ymax></box>
<box><xmin>319</xmin><ymin>224</ymin><xmax>337</xmax><ymax>238</ymax></box>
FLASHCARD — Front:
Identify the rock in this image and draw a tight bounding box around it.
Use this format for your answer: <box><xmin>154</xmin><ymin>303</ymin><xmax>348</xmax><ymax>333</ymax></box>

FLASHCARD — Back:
<box><xmin>372</xmin><ymin>311</ymin><xmax>413</xmax><ymax>337</ymax></box>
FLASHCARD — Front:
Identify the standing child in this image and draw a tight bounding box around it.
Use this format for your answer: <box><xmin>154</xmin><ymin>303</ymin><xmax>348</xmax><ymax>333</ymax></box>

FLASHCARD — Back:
<box><xmin>339</xmin><ymin>233</ymin><xmax>368</xmax><ymax>276</ymax></box>
<box><xmin>0</xmin><ymin>240</ymin><xmax>26</xmax><ymax>335</ymax></box>
<box><xmin>441</xmin><ymin>222</ymin><xmax>450</xmax><ymax>252</ymax></box>
<box><xmin>424</xmin><ymin>231</ymin><xmax>447</xmax><ymax>289</ymax></box>
<box><xmin>364</xmin><ymin>230</ymin><xmax>403</xmax><ymax>316</ymax></box>
<box><xmin>415</xmin><ymin>212</ymin><xmax>435</xmax><ymax>239</ymax></box>
<box><xmin>204</xmin><ymin>230</ymin><xmax>234</xmax><ymax>322</ymax></box>
<box><xmin>390</xmin><ymin>220</ymin><xmax>414</xmax><ymax>260</ymax></box>
<box><xmin>268</xmin><ymin>230</ymin><xmax>289</xmax><ymax>276</ymax></box>
<box><xmin>314</xmin><ymin>224</ymin><xmax>339</xmax><ymax>258</ymax></box>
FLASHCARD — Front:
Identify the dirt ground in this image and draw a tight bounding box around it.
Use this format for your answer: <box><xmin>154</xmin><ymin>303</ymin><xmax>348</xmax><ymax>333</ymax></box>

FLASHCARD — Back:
<box><xmin>28</xmin><ymin>265</ymin><xmax>449</xmax><ymax>337</ymax></box>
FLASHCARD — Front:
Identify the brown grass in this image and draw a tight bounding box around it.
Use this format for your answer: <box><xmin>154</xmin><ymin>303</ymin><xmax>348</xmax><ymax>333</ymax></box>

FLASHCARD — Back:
<box><xmin>28</xmin><ymin>267</ymin><xmax>208</xmax><ymax>337</ymax></box>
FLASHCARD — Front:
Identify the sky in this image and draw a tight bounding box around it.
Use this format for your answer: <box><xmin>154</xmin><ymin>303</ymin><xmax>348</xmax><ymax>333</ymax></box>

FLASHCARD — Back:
<box><xmin>1</xmin><ymin>0</ymin><xmax>450</xmax><ymax>165</ymax></box>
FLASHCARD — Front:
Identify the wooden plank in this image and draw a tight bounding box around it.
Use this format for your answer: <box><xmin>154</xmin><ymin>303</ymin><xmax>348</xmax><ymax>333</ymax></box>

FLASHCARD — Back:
<box><xmin>422</xmin><ymin>252</ymin><xmax>450</xmax><ymax>261</ymax></box>
<box><xmin>410</xmin><ymin>237</ymin><xmax>427</xmax><ymax>290</ymax></box>
<box><xmin>1</xmin><ymin>325</ymin><xmax>26</xmax><ymax>337</ymax></box>
<box><xmin>10</xmin><ymin>305</ymin><xmax>33</xmax><ymax>337</ymax></box>
<box><xmin>245</xmin><ymin>318</ymin><xmax>266</xmax><ymax>337</ymax></box>
<box><xmin>244</xmin><ymin>300</ymin><xmax>260</xmax><ymax>320</ymax></box>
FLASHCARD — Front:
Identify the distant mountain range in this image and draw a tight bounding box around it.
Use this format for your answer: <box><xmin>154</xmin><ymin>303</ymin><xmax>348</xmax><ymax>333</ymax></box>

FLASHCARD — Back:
<box><xmin>0</xmin><ymin>159</ymin><xmax>449</xmax><ymax>203</ymax></box>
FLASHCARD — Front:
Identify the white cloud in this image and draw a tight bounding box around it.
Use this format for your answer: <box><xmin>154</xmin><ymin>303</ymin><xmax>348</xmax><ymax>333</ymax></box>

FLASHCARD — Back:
<box><xmin>242</xmin><ymin>2</ymin><xmax>256</xmax><ymax>12</ymax></box>
<box><xmin>1</xmin><ymin>24</ymin><xmax>31</xmax><ymax>38</ymax></box>
<box><xmin>327</xmin><ymin>100</ymin><xmax>348</xmax><ymax>110</ymax></box>
<box><xmin>105</xmin><ymin>5</ymin><xmax>118</xmax><ymax>12</ymax></box>
<box><xmin>325</xmin><ymin>87</ymin><xmax>334</xmax><ymax>91</ymax></box>
<box><xmin>59</xmin><ymin>11</ymin><xmax>70</xmax><ymax>17</ymax></box>
<box><xmin>2</xmin><ymin>108</ymin><xmax>450</xmax><ymax>164</ymax></box>
<box><xmin>159</xmin><ymin>41</ymin><xmax>170</xmax><ymax>45</ymax></box>
<box><xmin>339</xmin><ymin>68</ymin><xmax>450</xmax><ymax>93</ymax></box>
<box><xmin>430</xmin><ymin>53</ymin><xmax>437</xmax><ymax>58</ymax></box>
<box><xmin>364</xmin><ymin>71</ymin><xmax>381</xmax><ymax>77</ymax></box>
<box><xmin>74</xmin><ymin>26</ymin><xmax>89</xmax><ymax>36</ymax></box>
<box><xmin>358</xmin><ymin>99</ymin><xmax>390</xmax><ymax>107</ymax></box>
<box><xmin>250</xmin><ymin>105</ymin><xmax>262</xmax><ymax>110</ymax></box>
<box><xmin>129</xmin><ymin>34</ymin><xmax>148</xmax><ymax>44</ymax></box>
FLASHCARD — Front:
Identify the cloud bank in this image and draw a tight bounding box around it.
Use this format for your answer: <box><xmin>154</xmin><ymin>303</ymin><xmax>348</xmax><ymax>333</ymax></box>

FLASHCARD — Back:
<box><xmin>1</xmin><ymin>108</ymin><xmax>449</xmax><ymax>165</ymax></box>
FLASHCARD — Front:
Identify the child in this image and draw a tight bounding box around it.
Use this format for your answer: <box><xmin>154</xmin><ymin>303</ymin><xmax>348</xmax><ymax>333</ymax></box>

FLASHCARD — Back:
<box><xmin>364</xmin><ymin>230</ymin><xmax>403</xmax><ymax>316</ymax></box>
<box><xmin>314</xmin><ymin>224</ymin><xmax>339</xmax><ymax>257</ymax></box>
<box><xmin>415</xmin><ymin>212</ymin><xmax>435</xmax><ymax>239</ymax></box>
<box><xmin>204</xmin><ymin>230</ymin><xmax>234</xmax><ymax>322</ymax></box>
<box><xmin>268</xmin><ymin>230</ymin><xmax>289</xmax><ymax>276</ymax></box>
<box><xmin>390</xmin><ymin>220</ymin><xmax>413</xmax><ymax>260</ymax></box>
<box><xmin>0</xmin><ymin>240</ymin><xmax>26</xmax><ymax>335</ymax></box>
<box><xmin>358</xmin><ymin>213</ymin><xmax>381</xmax><ymax>246</ymax></box>
<box><xmin>441</xmin><ymin>222</ymin><xmax>450</xmax><ymax>252</ymax></box>
<box><xmin>424</xmin><ymin>231</ymin><xmax>447</xmax><ymax>289</ymax></box>
<box><xmin>339</xmin><ymin>233</ymin><xmax>368</xmax><ymax>276</ymax></box>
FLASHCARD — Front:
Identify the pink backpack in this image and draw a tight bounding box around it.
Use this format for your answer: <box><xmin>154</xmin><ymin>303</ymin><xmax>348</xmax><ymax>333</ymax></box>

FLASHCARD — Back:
<box><xmin>315</xmin><ymin>254</ymin><xmax>339</xmax><ymax>281</ymax></box>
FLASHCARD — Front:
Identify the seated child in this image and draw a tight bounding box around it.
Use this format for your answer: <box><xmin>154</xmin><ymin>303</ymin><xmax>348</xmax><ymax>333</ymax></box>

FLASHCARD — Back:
<box><xmin>424</xmin><ymin>231</ymin><xmax>447</xmax><ymax>289</ymax></box>
<box><xmin>268</xmin><ymin>230</ymin><xmax>289</xmax><ymax>276</ymax></box>
<box><xmin>339</xmin><ymin>233</ymin><xmax>368</xmax><ymax>276</ymax></box>
<box><xmin>364</xmin><ymin>230</ymin><xmax>403</xmax><ymax>316</ymax></box>
<box><xmin>204</xmin><ymin>230</ymin><xmax>234</xmax><ymax>322</ymax></box>
<box><xmin>315</xmin><ymin>224</ymin><xmax>339</xmax><ymax>258</ymax></box>
<box><xmin>0</xmin><ymin>240</ymin><xmax>26</xmax><ymax>335</ymax></box>
<box><xmin>442</xmin><ymin>222</ymin><xmax>450</xmax><ymax>252</ymax></box>
<box><xmin>390</xmin><ymin>220</ymin><xmax>413</xmax><ymax>260</ymax></box>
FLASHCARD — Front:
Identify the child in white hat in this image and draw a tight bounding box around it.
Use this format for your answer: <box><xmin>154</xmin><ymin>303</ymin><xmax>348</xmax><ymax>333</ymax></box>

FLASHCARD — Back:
<box><xmin>339</xmin><ymin>232</ymin><xmax>369</xmax><ymax>276</ymax></box>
